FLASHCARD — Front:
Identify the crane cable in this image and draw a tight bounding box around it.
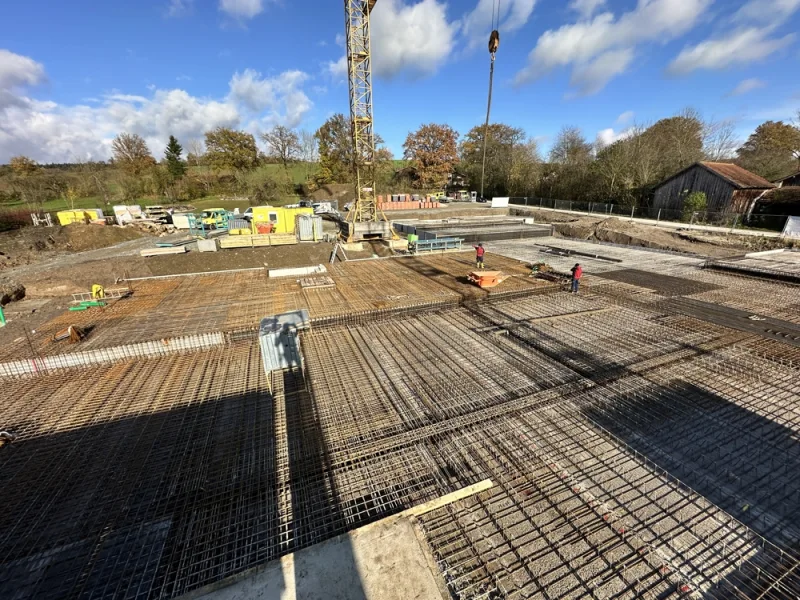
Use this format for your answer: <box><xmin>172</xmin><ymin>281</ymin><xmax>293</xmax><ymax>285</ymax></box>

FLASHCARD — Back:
<box><xmin>479</xmin><ymin>0</ymin><xmax>501</xmax><ymax>202</ymax></box>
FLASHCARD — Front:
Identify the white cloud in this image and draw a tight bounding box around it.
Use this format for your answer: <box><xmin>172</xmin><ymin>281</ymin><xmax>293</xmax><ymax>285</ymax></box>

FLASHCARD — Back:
<box><xmin>105</xmin><ymin>93</ymin><xmax>149</xmax><ymax>104</ymax></box>
<box><xmin>597</xmin><ymin>128</ymin><xmax>624</xmax><ymax>147</ymax></box>
<box><xmin>570</xmin><ymin>48</ymin><xmax>634</xmax><ymax>95</ymax></box>
<box><xmin>461</xmin><ymin>0</ymin><xmax>536</xmax><ymax>50</ymax></box>
<box><xmin>228</xmin><ymin>69</ymin><xmax>311</xmax><ymax>127</ymax></box>
<box><xmin>515</xmin><ymin>0</ymin><xmax>711</xmax><ymax>93</ymax></box>
<box><xmin>166</xmin><ymin>0</ymin><xmax>193</xmax><ymax>17</ymax></box>
<box><xmin>0</xmin><ymin>52</ymin><xmax>314</xmax><ymax>162</ymax></box>
<box><xmin>734</xmin><ymin>0</ymin><xmax>800</xmax><ymax>24</ymax></box>
<box><xmin>729</xmin><ymin>78</ymin><xmax>766</xmax><ymax>96</ymax></box>
<box><xmin>176</xmin><ymin>74</ymin><xmax>192</xmax><ymax>81</ymax></box>
<box><xmin>596</xmin><ymin>125</ymin><xmax>635</xmax><ymax>147</ymax></box>
<box><xmin>668</xmin><ymin>0</ymin><xmax>800</xmax><ymax>75</ymax></box>
<box><xmin>327</xmin><ymin>56</ymin><xmax>347</xmax><ymax>80</ymax></box>
<box><xmin>668</xmin><ymin>28</ymin><xmax>795</xmax><ymax>74</ymax></box>
<box><xmin>370</xmin><ymin>0</ymin><xmax>457</xmax><ymax>78</ymax></box>
<box><xmin>569</xmin><ymin>0</ymin><xmax>606</xmax><ymax>20</ymax></box>
<box><xmin>219</xmin><ymin>0</ymin><xmax>264</xmax><ymax>19</ymax></box>
<box><xmin>331</xmin><ymin>0</ymin><xmax>532</xmax><ymax>80</ymax></box>
<box><xmin>0</xmin><ymin>49</ymin><xmax>46</xmax><ymax>92</ymax></box>
<box><xmin>616</xmin><ymin>110</ymin><xmax>634</xmax><ymax>125</ymax></box>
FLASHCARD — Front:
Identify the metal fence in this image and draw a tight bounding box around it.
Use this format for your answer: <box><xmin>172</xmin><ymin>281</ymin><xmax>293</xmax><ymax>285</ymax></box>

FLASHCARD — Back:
<box><xmin>508</xmin><ymin>197</ymin><xmax>792</xmax><ymax>232</ymax></box>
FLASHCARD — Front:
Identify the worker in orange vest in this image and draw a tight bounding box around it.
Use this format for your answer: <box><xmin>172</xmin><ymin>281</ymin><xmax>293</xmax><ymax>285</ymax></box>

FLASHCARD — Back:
<box><xmin>570</xmin><ymin>263</ymin><xmax>583</xmax><ymax>294</ymax></box>
<box><xmin>473</xmin><ymin>243</ymin><xmax>486</xmax><ymax>269</ymax></box>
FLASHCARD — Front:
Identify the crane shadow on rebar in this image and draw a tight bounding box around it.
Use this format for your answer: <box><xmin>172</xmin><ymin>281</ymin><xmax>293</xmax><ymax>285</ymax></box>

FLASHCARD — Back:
<box><xmin>282</xmin><ymin>368</ymin><xmax>369</xmax><ymax>600</ymax></box>
<box><xmin>0</xmin><ymin>383</ymin><xmax>284</xmax><ymax>599</ymax></box>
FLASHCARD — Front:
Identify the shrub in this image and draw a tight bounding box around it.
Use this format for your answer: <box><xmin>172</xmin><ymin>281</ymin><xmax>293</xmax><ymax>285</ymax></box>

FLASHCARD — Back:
<box><xmin>682</xmin><ymin>191</ymin><xmax>707</xmax><ymax>222</ymax></box>
<box><xmin>0</xmin><ymin>208</ymin><xmax>33</xmax><ymax>232</ymax></box>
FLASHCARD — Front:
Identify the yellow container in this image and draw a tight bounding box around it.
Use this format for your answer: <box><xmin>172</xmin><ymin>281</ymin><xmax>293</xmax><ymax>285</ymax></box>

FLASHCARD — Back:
<box><xmin>56</xmin><ymin>209</ymin><xmax>103</xmax><ymax>225</ymax></box>
<box><xmin>250</xmin><ymin>206</ymin><xmax>313</xmax><ymax>235</ymax></box>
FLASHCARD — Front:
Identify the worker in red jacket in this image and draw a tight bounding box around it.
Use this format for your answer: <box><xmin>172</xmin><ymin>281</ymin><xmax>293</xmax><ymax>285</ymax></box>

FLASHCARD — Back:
<box><xmin>570</xmin><ymin>263</ymin><xmax>583</xmax><ymax>294</ymax></box>
<box><xmin>473</xmin><ymin>243</ymin><xmax>485</xmax><ymax>269</ymax></box>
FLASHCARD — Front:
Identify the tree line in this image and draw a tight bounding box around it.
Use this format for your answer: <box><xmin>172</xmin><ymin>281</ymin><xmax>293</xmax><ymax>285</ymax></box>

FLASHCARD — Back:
<box><xmin>1</xmin><ymin>125</ymin><xmax>322</xmax><ymax>209</ymax></box>
<box><xmin>2</xmin><ymin>107</ymin><xmax>799</xmax><ymax>210</ymax></box>
<box><xmin>392</xmin><ymin>108</ymin><xmax>800</xmax><ymax>206</ymax></box>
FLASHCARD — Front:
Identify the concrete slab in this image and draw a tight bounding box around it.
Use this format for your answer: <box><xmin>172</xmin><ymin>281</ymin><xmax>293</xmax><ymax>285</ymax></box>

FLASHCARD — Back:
<box><xmin>184</xmin><ymin>517</ymin><xmax>447</xmax><ymax>600</ymax></box>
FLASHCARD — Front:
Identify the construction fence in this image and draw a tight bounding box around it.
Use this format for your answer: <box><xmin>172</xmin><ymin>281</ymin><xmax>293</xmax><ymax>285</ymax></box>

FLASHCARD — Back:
<box><xmin>509</xmin><ymin>197</ymin><xmax>793</xmax><ymax>232</ymax></box>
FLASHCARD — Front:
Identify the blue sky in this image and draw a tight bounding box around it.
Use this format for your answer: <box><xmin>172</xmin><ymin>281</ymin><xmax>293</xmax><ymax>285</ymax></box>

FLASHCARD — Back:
<box><xmin>1</xmin><ymin>0</ymin><xmax>798</xmax><ymax>163</ymax></box>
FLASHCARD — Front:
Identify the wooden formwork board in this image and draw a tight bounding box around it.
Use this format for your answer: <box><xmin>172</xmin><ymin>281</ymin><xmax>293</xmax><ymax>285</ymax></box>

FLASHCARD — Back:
<box><xmin>219</xmin><ymin>234</ymin><xmax>297</xmax><ymax>248</ymax></box>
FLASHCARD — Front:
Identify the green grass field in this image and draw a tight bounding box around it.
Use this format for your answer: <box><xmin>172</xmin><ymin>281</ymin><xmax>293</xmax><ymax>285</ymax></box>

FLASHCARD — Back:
<box><xmin>1</xmin><ymin>162</ymin><xmax>312</xmax><ymax>214</ymax></box>
<box><xmin>2</xmin><ymin>194</ymin><xmax>303</xmax><ymax>215</ymax></box>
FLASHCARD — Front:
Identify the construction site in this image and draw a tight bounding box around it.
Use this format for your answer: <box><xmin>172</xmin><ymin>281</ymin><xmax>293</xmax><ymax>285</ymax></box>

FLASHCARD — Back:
<box><xmin>2</xmin><ymin>0</ymin><xmax>800</xmax><ymax>598</ymax></box>
<box><xmin>1</xmin><ymin>235</ymin><xmax>799</xmax><ymax>599</ymax></box>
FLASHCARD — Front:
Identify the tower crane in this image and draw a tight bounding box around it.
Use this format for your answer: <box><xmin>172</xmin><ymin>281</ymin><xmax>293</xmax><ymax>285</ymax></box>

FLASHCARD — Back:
<box><xmin>342</xmin><ymin>0</ymin><xmax>392</xmax><ymax>242</ymax></box>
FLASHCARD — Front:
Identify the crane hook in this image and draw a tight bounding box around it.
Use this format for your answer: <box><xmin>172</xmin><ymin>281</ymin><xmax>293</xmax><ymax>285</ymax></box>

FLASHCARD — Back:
<box><xmin>489</xmin><ymin>30</ymin><xmax>500</xmax><ymax>59</ymax></box>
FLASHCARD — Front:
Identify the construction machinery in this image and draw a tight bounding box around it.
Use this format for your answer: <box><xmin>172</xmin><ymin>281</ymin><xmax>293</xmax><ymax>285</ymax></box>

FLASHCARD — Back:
<box><xmin>341</xmin><ymin>0</ymin><xmax>393</xmax><ymax>242</ymax></box>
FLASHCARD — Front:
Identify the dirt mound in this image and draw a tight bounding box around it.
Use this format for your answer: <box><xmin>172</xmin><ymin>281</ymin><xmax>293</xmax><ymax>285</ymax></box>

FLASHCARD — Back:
<box><xmin>547</xmin><ymin>216</ymin><xmax>771</xmax><ymax>257</ymax></box>
<box><xmin>61</xmin><ymin>224</ymin><xmax>145</xmax><ymax>251</ymax></box>
<box><xmin>0</xmin><ymin>278</ymin><xmax>25</xmax><ymax>305</ymax></box>
<box><xmin>550</xmin><ymin>218</ymin><xmax>598</xmax><ymax>240</ymax></box>
<box><xmin>0</xmin><ymin>224</ymin><xmax>146</xmax><ymax>269</ymax></box>
<box><xmin>309</xmin><ymin>184</ymin><xmax>356</xmax><ymax>203</ymax></box>
<box><xmin>592</xmin><ymin>218</ymin><xmax>699</xmax><ymax>253</ymax></box>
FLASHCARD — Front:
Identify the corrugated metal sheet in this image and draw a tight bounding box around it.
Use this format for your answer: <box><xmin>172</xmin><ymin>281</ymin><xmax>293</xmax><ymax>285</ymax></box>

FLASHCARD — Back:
<box><xmin>297</xmin><ymin>215</ymin><xmax>323</xmax><ymax>241</ymax></box>
<box><xmin>297</xmin><ymin>215</ymin><xmax>314</xmax><ymax>241</ymax></box>
<box><xmin>228</xmin><ymin>218</ymin><xmax>249</xmax><ymax>230</ymax></box>
<box><xmin>700</xmin><ymin>162</ymin><xmax>775</xmax><ymax>189</ymax></box>
<box><xmin>258</xmin><ymin>310</ymin><xmax>310</xmax><ymax>374</ymax></box>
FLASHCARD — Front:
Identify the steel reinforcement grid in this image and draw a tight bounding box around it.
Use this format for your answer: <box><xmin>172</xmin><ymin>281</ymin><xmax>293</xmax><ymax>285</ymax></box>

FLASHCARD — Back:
<box><xmin>0</xmin><ymin>252</ymin><xmax>539</xmax><ymax>363</ymax></box>
<box><xmin>2</xmin><ymin>256</ymin><xmax>800</xmax><ymax>598</ymax></box>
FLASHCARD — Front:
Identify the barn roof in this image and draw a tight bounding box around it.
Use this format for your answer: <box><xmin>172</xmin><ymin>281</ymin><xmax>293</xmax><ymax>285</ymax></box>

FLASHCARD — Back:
<box><xmin>774</xmin><ymin>170</ymin><xmax>800</xmax><ymax>184</ymax></box>
<box><xmin>698</xmin><ymin>162</ymin><xmax>775</xmax><ymax>189</ymax></box>
<box><xmin>654</xmin><ymin>162</ymin><xmax>776</xmax><ymax>191</ymax></box>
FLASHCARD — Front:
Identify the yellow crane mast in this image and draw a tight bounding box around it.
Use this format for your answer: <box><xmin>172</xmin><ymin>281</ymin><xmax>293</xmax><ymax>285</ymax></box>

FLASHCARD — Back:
<box><xmin>342</xmin><ymin>0</ymin><xmax>392</xmax><ymax>241</ymax></box>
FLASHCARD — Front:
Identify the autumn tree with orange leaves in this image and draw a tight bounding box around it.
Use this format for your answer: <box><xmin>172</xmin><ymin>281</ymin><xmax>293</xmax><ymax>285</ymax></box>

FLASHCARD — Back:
<box><xmin>403</xmin><ymin>124</ymin><xmax>459</xmax><ymax>190</ymax></box>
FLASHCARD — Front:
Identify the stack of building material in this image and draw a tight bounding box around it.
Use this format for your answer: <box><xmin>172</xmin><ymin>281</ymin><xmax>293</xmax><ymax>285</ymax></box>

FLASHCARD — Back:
<box><xmin>219</xmin><ymin>233</ymin><xmax>298</xmax><ymax>249</ymax></box>
<box><xmin>139</xmin><ymin>246</ymin><xmax>188</xmax><ymax>257</ymax></box>
<box><xmin>376</xmin><ymin>194</ymin><xmax>442</xmax><ymax>211</ymax></box>
<box><xmin>378</xmin><ymin>201</ymin><xmax>441</xmax><ymax>211</ymax></box>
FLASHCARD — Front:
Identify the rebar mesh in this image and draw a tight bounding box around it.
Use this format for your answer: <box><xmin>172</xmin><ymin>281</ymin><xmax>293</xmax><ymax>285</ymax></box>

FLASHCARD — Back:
<box><xmin>1</xmin><ymin>241</ymin><xmax>799</xmax><ymax>599</ymax></box>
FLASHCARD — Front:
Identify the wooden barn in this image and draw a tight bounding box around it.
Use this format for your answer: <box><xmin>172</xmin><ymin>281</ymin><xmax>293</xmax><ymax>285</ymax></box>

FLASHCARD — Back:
<box><xmin>775</xmin><ymin>170</ymin><xmax>800</xmax><ymax>188</ymax></box>
<box><xmin>652</xmin><ymin>162</ymin><xmax>775</xmax><ymax>213</ymax></box>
